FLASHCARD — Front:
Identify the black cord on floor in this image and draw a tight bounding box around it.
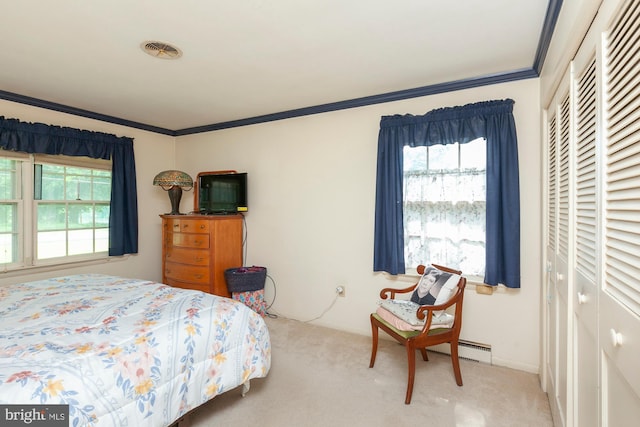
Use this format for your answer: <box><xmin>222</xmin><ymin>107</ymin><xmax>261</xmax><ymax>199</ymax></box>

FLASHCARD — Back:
<box><xmin>264</xmin><ymin>274</ymin><xmax>278</xmax><ymax>318</ymax></box>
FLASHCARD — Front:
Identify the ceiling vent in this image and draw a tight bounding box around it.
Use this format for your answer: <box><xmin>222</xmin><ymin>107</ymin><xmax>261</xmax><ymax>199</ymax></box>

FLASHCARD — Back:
<box><xmin>141</xmin><ymin>41</ymin><xmax>182</xmax><ymax>59</ymax></box>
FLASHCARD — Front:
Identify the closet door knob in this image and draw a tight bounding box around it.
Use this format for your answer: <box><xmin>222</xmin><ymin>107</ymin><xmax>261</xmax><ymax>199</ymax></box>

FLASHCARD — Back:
<box><xmin>577</xmin><ymin>292</ymin><xmax>587</xmax><ymax>304</ymax></box>
<box><xmin>610</xmin><ymin>328</ymin><xmax>623</xmax><ymax>347</ymax></box>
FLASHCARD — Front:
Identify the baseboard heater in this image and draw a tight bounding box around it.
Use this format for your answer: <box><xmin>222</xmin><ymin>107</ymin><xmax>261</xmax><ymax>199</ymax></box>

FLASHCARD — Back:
<box><xmin>429</xmin><ymin>340</ymin><xmax>492</xmax><ymax>364</ymax></box>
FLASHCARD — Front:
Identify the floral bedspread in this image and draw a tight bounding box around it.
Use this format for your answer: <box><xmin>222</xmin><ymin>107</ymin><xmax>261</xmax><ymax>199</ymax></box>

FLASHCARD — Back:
<box><xmin>0</xmin><ymin>274</ymin><xmax>271</xmax><ymax>427</ymax></box>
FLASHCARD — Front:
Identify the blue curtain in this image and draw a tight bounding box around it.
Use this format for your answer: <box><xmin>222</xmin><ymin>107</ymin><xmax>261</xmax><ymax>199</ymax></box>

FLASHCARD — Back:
<box><xmin>373</xmin><ymin>99</ymin><xmax>520</xmax><ymax>288</ymax></box>
<box><xmin>0</xmin><ymin>116</ymin><xmax>138</xmax><ymax>256</ymax></box>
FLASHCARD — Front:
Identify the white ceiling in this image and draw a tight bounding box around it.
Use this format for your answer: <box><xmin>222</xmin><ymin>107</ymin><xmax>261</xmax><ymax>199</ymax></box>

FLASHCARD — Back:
<box><xmin>0</xmin><ymin>0</ymin><xmax>552</xmax><ymax>134</ymax></box>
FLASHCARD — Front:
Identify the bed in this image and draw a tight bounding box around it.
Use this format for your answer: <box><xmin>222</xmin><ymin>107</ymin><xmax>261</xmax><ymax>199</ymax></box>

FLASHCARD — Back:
<box><xmin>0</xmin><ymin>274</ymin><xmax>271</xmax><ymax>426</ymax></box>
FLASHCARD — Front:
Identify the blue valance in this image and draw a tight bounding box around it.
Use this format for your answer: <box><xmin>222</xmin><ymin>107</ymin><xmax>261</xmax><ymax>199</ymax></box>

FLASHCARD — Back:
<box><xmin>0</xmin><ymin>116</ymin><xmax>138</xmax><ymax>256</ymax></box>
<box><xmin>374</xmin><ymin>99</ymin><xmax>520</xmax><ymax>288</ymax></box>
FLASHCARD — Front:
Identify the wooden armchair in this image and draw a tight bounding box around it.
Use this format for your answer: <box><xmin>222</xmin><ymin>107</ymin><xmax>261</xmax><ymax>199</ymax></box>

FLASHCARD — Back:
<box><xmin>369</xmin><ymin>264</ymin><xmax>467</xmax><ymax>404</ymax></box>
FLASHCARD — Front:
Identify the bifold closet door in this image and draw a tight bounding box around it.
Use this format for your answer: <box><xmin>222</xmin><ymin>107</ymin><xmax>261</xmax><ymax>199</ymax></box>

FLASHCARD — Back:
<box><xmin>545</xmin><ymin>77</ymin><xmax>571</xmax><ymax>426</ymax></box>
<box><xmin>572</xmin><ymin>49</ymin><xmax>599</xmax><ymax>427</ymax></box>
<box><xmin>599</xmin><ymin>0</ymin><xmax>640</xmax><ymax>424</ymax></box>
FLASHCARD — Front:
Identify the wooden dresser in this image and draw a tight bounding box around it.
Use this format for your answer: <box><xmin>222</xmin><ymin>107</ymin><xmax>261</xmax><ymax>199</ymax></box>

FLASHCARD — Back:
<box><xmin>161</xmin><ymin>214</ymin><xmax>243</xmax><ymax>297</ymax></box>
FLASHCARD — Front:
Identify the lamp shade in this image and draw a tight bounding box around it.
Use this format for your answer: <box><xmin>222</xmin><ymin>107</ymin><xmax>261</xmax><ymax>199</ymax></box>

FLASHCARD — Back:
<box><xmin>153</xmin><ymin>170</ymin><xmax>193</xmax><ymax>190</ymax></box>
<box><xmin>153</xmin><ymin>170</ymin><xmax>193</xmax><ymax>215</ymax></box>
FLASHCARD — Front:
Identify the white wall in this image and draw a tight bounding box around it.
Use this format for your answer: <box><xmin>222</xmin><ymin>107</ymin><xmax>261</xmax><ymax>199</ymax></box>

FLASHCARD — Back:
<box><xmin>176</xmin><ymin>78</ymin><xmax>542</xmax><ymax>372</ymax></box>
<box><xmin>0</xmin><ymin>99</ymin><xmax>175</xmax><ymax>285</ymax></box>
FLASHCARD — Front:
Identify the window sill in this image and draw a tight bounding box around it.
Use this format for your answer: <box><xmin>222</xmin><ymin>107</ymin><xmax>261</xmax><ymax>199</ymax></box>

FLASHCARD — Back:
<box><xmin>0</xmin><ymin>255</ymin><xmax>129</xmax><ymax>279</ymax></box>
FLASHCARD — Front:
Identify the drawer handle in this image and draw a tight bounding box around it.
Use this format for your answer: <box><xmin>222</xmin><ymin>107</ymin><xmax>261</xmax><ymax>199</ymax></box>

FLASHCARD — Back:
<box><xmin>200</xmin><ymin>224</ymin><xmax>206</xmax><ymax>229</ymax></box>
<box><xmin>173</xmin><ymin>224</ymin><xmax>179</xmax><ymax>228</ymax></box>
<box><xmin>183</xmin><ymin>224</ymin><xmax>189</xmax><ymax>229</ymax></box>
<box><xmin>194</xmin><ymin>240</ymin><xmax>203</xmax><ymax>246</ymax></box>
<box><xmin>195</xmin><ymin>257</ymin><xmax>204</xmax><ymax>262</ymax></box>
<box><xmin>167</xmin><ymin>253</ymin><xmax>171</xmax><ymax>258</ymax></box>
<box><xmin>166</xmin><ymin>269</ymin><xmax>171</xmax><ymax>274</ymax></box>
<box><xmin>194</xmin><ymin>274</ymin><xmax>203</xmax><ymax>279</ymax></box>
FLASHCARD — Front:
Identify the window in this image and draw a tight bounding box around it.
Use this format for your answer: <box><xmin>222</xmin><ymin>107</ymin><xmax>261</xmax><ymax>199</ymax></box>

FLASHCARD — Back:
<box><xmin>374</xmin><ymin>99</ymin><xmax>519</xmax><ymax>286</ymax></box>
<box><xmin>0</xmin><ymin>151</ymin><xmax>111</xmax><ymax>269</ymax></box>
<box><xmin>0</xmin><ymin>158</ymin><xmax>20</xmax><ymax>265</ymax></box>
<box><xmin>403</xmin><ymin>138</ymin><xmax>486</xmax><ymax>276</ymax></box>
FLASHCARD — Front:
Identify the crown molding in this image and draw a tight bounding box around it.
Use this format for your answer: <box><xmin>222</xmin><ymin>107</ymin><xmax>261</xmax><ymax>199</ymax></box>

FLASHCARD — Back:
<box><xmin>533</xmin><ymin>0</ymin><xmax>563</xmax><ymax>74</ymax></box>
<box><xmin>175</xmin><ymin>68</ymin><xmax>539</xmax><ymax>136</ymax></box>
<box><xmin>0</xmin><ymin>89</ymin><xmax>175</xmax><ymax>135</ymax></box>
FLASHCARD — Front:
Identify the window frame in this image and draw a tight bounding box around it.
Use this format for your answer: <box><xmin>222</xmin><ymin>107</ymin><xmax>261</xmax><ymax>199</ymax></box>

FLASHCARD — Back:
<box><xmin>0</xmin><ymin>150</ymin><xmax>112</xmax><ymax>271</ymax></box>
<box><xmin>0</xmin><ymin>153</ymin><xmax>24</xmax><ymax>266</ymax></box>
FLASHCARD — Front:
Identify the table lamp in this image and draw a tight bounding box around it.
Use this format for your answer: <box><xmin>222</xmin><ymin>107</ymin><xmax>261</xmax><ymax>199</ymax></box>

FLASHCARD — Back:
<box><xmin>153</xmin><ymin>170</ymin><xmax>193</xmax><ymax>215</ymax></box>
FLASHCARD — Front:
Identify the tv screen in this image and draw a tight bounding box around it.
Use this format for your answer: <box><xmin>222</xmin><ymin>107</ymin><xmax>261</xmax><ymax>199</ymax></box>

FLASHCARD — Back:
<box><xmin>197</xmin><ymin>172</ymin><xmax>248</xmax><ymax>214</ymax></box>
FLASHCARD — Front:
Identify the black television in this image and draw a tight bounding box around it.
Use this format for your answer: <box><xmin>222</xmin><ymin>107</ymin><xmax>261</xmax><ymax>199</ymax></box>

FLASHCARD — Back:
<box><xmin>195</xmin><ymin>171</ymin><xmax>248</xmax><ymax>214</ymax></box>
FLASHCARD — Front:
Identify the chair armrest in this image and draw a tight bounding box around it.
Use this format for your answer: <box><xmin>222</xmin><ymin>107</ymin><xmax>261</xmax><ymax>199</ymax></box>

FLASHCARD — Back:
<box><xmin>379</xmin><ymin>264</ymin><xmax>427</xmax><ymax>299</ymax></box>
<box><xmin>415</xmin><ymin>284</ymin><xmax>464</xmax><ymax>320</ymax></box>
<box><xmin>414</xmin><ymin>300</ymin><xmax>456</xmax><ymax>332</ymax></box>
<box><xmin>379</xmin><ymin>284</ymin><xmax>417</xmax><ymax>300</ymax></box>
<box><xmin>415</xmin><ymin>299</ymin><xmax>452</xmax><ymax>320</ymax></box>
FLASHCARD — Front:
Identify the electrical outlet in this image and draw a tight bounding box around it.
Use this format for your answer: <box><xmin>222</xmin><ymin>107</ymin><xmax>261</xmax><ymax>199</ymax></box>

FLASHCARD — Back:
<box><xmin>336</xmin><ymin>285</ymin><xmax>346</xmax><ymax>297</ymax></box>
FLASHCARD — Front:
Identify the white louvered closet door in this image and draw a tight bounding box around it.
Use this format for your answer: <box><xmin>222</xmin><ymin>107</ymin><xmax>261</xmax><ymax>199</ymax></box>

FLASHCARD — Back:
<box><xmin>557</xmin><ymin>89</ymin><xmax>572</xmax><ymax>426</ymax></box>
<box><xmin>545</xmin><ymin>76</ymin><xmax>572</xmax><ymax>427</ymax></box>
<box><xmin>572</xmin><ymin>50</ymin><xmax>599</xmax><ymax>427</ymax></box>
<box><xmin>548</xmin><ymin>113</ymin><xmax>558</xmax><ymax>268</ymax></box>
<box><xmin>544</xmin><ymin>104</ymin><xmax>558</xmax><ymax>412</ymax></box>
<box><xmin>600</xmin><ymin>0</ymin><xmax>640</xmax><ymax>424</ymax></box>
<box><xmin>545</xmin><ymin>108</ymin><xmax>559</xmax><ymax>408</ymax></box>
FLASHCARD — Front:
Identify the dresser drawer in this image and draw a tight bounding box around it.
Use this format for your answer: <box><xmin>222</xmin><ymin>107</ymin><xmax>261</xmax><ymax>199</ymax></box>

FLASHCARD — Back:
<box><xmin>165</xmin><ymin>247</ymin><xmax>209</xmax><ymax>266</ymax></box>
<box><xmin>170</xmin><ymin>233</ymin><xmax>210</xmax><ymax>249</ymax></box>
<box><xmin>179</xmin><ymin>219</ymin><xmax>209</xmax><ymax>233</ymax></box>
<box><xmin>164</xmin><ymin>218</ymin><xmax>210</xmax><ymax>233</ymax></box>
<box><xmin>165</xmin><ymin>262</ymin><xmax>210</xmax><ymax>284</ymax></box>
<box><xmin>165</xmin><ymin>278</ymin><xmax>210</xmax><ymax>294</ymax></box>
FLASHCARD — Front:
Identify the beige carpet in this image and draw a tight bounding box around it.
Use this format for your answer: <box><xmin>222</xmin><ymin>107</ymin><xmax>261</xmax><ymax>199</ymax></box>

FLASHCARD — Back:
<box><xmin>187</xmin><ymin>316</ymin><xmax>553</xmax><ymax>427</ymax></box>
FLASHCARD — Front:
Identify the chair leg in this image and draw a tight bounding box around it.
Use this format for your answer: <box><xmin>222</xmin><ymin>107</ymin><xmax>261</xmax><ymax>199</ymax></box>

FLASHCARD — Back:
<box><xmin>369</xmin><ymin>316</ymin><xmax>379</xmax><ymax>368</ymax></box>
<box><xmin>405</xmin><ymin>344</ymin><xmax>416</xmax><ymax>404</ymax></box>
<box><xmin>419</xmin><ymin>348</ymin><xmax>428</xmax><ymax>361</ymax></box>
<box><xmin>450</xmin><ymin>341</ymin><xmax>463</xmax><ymax>386</ymax></box>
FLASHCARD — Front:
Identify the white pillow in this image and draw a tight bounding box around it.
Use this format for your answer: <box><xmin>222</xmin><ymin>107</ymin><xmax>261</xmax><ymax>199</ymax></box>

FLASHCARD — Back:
<box><xmin>410</xmin><ymin>265</ymin><xmax>461</xmax><ymax>307</ymax></box>
<box><xmin>434</xmin><ymin>272</ymin><xmax>461</xmax><ymax>305</ymax></box>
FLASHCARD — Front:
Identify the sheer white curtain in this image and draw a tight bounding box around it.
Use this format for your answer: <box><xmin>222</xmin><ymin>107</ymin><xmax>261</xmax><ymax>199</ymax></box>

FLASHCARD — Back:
<box><xmin>403</xmin><ymin>141</ymin><xmax>486</xmax><ymax>276</ymax></box>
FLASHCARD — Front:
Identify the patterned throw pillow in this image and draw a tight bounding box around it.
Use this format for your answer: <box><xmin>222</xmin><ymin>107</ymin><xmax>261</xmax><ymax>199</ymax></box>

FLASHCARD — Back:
<box><xmin>410</xmin><ymin>265</ymin><xmax>461</xmax><ymax>307</ymax></box>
